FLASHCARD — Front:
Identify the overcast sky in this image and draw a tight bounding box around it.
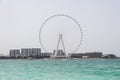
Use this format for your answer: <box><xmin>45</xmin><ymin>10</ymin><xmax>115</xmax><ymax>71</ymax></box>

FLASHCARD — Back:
<box><xmin>0</xmin><ymin>0</ymin><xmax>120</xmax><ymax>56</ymax></box>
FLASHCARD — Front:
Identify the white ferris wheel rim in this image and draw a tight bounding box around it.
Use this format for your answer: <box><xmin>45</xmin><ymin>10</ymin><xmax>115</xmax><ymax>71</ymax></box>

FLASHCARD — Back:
<box><xmin>39</xmin><ymin>14</ymin><xmax>83</xmax><ymax>53</ymax></box>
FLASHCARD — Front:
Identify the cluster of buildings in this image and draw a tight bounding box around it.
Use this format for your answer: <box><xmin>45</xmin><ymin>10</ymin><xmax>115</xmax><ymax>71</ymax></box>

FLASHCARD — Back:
<box><xmin>70</xmin><ymin>52</ymin><xmax>117</xmax><ymax>59</ymax></box>
<box><xmin>0</xmin><ymin>48</ymin><xmax>118</xmax><ymax>59</ymax></box>
<box><xmin>9</xmin><ymin>48</ymin><xmax>50</xmax><ymax>59</ymax></box>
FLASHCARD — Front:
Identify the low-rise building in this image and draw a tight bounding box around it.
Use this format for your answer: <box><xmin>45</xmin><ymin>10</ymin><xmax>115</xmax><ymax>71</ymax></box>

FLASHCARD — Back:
<box><xmin>21</xmin><ymin>48</ymin><xmax>32</xmax><ymax>58</ymax></box>
<box><xmin>70</xmin><ymin>53</ymin><xmax>84</xmax><ymax>58</ymax></box>
<box><xmin>53</xmin><ymin>50</ymin><xmax>65</xmax><ymax>57</ymax></box>
<box><xmin>102</xmin><ymin>54</ymin><xmax>116</xmax><ymax>58</ymax></box>
<box><xmin>85</xmin><ymin>52</ymin><xmax>103</xmax><ymax>58</ymax></box>
<box><xmin>70</xmin><ymin>52</ymin><xmax>103</xmax><ymax>58</ymax></box>
<box><xmin>32</xmin><ymin>48</ymin><xmax>41</xmax><ymax>57</ymax></box>
<box><xmin>9</xmin><ymin>49</ymin><xmax>20</xmax><ymax>58</ymax></box>
<box><xmin>39</xmin><ymin>53</ymin><xmax>50</xmax><ymax>58</ymax></box>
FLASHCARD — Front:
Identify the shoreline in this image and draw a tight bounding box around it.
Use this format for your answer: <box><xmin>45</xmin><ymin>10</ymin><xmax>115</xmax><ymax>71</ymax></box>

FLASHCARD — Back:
<box><xmin>0</xmin><ymin>58</ymin><xmax>120</xmax><ymax>60</ymax></box>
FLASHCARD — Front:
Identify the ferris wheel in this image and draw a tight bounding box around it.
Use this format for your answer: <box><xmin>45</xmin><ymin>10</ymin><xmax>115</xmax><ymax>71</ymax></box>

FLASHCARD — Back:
<box><xmin>39</xmin><ymin>14</ymin><xmax>83</xmax><ymax>55</ymax></box>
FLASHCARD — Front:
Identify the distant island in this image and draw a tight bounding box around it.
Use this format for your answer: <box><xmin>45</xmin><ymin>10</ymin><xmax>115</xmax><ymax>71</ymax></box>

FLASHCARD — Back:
<box><xmin>0</xmin><ymin>48</ymin><xmax>119</xmax><ymax>59</ymax></box>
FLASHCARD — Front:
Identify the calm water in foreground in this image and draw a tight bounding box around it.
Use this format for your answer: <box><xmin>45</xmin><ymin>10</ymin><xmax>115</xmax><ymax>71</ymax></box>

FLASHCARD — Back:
<box><xmin>0</xmin><ymin>59</ymin><xmax>120</xmax><ymax>80</ymax></box>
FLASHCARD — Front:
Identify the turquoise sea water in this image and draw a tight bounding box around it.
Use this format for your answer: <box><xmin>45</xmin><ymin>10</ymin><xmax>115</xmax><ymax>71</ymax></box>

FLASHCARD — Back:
<box><xmin>0</xmin><ymin>59</ymin><xmax>120</xmax><ymax>80</ymax></box>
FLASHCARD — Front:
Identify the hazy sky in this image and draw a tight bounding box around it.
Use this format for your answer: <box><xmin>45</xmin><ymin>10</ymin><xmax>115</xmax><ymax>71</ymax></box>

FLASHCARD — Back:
<box><xmin>0</xmin><ymin>0</ymin><xmax>120</xmax><ymax>56</ymax></box>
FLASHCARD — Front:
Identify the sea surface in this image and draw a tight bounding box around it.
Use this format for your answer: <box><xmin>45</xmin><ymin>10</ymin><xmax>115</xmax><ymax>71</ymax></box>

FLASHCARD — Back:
<box><xmin>0</xmin><ymin>59</ymin><xmax>120</xmax><ymax>80</ymax></box>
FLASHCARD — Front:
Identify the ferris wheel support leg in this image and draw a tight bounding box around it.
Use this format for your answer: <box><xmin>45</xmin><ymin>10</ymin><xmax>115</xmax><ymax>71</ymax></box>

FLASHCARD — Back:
<box><xmin>55</xmin><ymin>34</ymin><xmax>66</xmax><ymax>57</ymax></box>
<box><xmin>55</xmin><ymin>34</ymin><xmax>61</xmax><ymax>57</ymax></box>
<box><xmin>61</xmin><ymin>35</ymin><xmax>66</xmax><ymax>56</ymax></box>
